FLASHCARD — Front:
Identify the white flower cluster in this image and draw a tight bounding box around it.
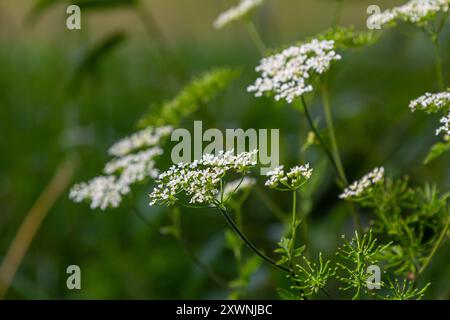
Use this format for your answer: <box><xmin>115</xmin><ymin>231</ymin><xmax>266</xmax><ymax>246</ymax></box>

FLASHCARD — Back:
<box><xmin>104</xmin><ymin>147</ymin><xmax>163</xmax><ymax>184</ymax></box>
<box><xmin>437</xmin><ymin>112</ymin><xmax>450</xmax><ymax>135</ymax></box>
<box><xmin>368</xmin><ymin>0</ymin><xmax>450</xmax><ymax>28</ymax></box>
<box><xmin>108</xmin><ymin>125</ymin><xmax>172</xmax><ymax>157</ymax></box>
<box><xmin>70</xmin><ymin>126</ymin><xmax>169</xmax><ymax>210</ymax></box>
<box><xmin>213</xmin><ymin>0</ymin><xmax>264</xmax><ymax>29</ymax></box>
<box><xmin>339</xmin><ymin>167</ymin><xmax>385</xmax><ymax>200</ymax></box>
<box><xmin>265</xmin><ymin>164</ymin><xmax>313</xmax><ymax>190</ymax></box>
<box><xmin>409</xmin><ymin>91</ymin><xmax>450</xmax><ymax>113</ymax></box>
<box><xmin>69</xmin><ymin>176</ymin><xmax>129</xmax><ymax>210</ymax></box>
<box><xmin>247</xmin><ymin>39</ymin><xmax>341</xmax><ymax>103</ymax></box>
<box><xmin>149</xmin><ymin>150</ymin><xmax>258</xmax><ymax>206</ymax></box>
<box><xmin>221</xmin><ymin>177</ymin><xmax>256</xmax><ymax>201</ymax></box>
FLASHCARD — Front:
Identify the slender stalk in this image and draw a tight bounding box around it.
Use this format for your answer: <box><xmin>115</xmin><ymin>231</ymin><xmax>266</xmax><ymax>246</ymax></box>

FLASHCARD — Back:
<box><xmin>320</xmin><ymin>81</ymin><xmax>348</xmax><ymax>186</ymax></box>
<box><xmin>245</xmin><ymin>20</ymin><xmax>266</xmax><ymax>56</ymax></box>
<box><xmin>418</xmin><ymin>216</ymin><xmax>450</xmax><ymax>277</ymax></box>
<box><xmin>132</xmin><ymin>206</ymin><xmax>228</xmax><ymax>288</ymax></box>
<box><xmin>301</xmin><ymin>96</ymin><xmax>341</xmax><ymax>181</ymax></box>
<box><xmin>289</xmin><ymin>190</ymin><xmax>298</xmax><ymax>271</ymax></box>
<box><xmin>301</xmin><ymin>97</ymin><xmax>361</xmax><ymax>230</ymax></box>
<box><xmin>217</xmin><ymin>206</ymin><xmax>291</xmax><ymax>274</ymax></box>
<box><xmin>0</xmin><ymin>158</ymin><xmax>76</xmax><ymax>299</ymax></box>
<box><xmin>431</xmin><ymin>38</ymin><xmax>445</xmax><ymax>91</ymax></box>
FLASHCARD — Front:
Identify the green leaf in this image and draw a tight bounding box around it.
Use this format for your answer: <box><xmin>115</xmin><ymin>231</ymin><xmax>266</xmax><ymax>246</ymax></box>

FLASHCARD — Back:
<box><xmin>423</xmin><ymin>141</ymin><xmax>450</xmax><ymax>165</ymax></box>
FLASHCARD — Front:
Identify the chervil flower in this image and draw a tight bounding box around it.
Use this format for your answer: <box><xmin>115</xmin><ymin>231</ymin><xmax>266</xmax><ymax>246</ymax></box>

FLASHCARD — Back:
<box><xmin>265</xmin><ymin>164</ymin><xmax>313</xmax><ymax>190</ymax></box>
<box><xmin>247</xmin><ymin>39</ymin><xmax>341</xmax><ymax>103</ymax></box>
<box><xmin>339</xmin><ymin>167</ymin><xmax>385</xmax><ymax>200</ymax></box>
<box><xmin>70</xmin><ymin>126</ymin><xmax>168</xmax><ymax>210</ymax></box>
<box><xmin>213</xmin><ymin>0</ymin><xmax>264</xmax><ymax>29</ymax></box>
<box><xmin>409</xmin><ymin>91</ymin><xmax>450</xmax><ymax>113</ymax></box>
<box><xmin>221</xmin><ymin>177</ymin><xmax>256</xmax><ymax>201</ymax></box>
<box><xmin>149</xmin><ymin>150</ymin><xmax>258</xmax><ymax>206</ymax></box>
<box><xmin>69</xmin><ymin>176</ymin><xmax>129</xmax><ymax>210</ymax></box>
<box><xmin>104</xmin><ymin>147</ymin><xmax>163</xmax><ymax>183</ymax></box>
<box><xmin>436</xmin><ymin>113</ymin><xmax>450</xmax><ymax>135</ymax></box>
<box><xmin>368</xmin><ymin>0</ymin><xmax>450</xmax><ymax>28</ymax></box>
<box><xmin>108</xmin><ymin>126</ymin><xmax>172</xmax><ymax>157</ymax></box>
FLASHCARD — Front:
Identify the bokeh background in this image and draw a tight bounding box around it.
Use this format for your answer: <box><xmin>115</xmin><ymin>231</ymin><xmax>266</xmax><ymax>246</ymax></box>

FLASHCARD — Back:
<box><xmin>0</xmin><ymin>0</ymin><xmax>449</xmax><ymax>299</ymax></box>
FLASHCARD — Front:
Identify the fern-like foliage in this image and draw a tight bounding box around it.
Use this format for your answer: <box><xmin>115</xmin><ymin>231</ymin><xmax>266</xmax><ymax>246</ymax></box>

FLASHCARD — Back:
<box><xmin>138</xmin><ymin>68</ymin><xmax>240</xmax><ymax>127</ymax></box>
<box><xmin>336</xmin><ymin>230</ymin><xmax>391</xmax><ymax>299</ymax></box>
<box><xmin>346</xmin><ymin>175</ymin><xmax>449</xmax><ymax>275</ymax></box>
<box><xmin>292</xmin><ymin>253</ymin><xmax>336</xmax><ymax>298</ymax></box>
<box><xmin>381</xmin><ymin>279</ymin><xmax>430</xmax><ymax>300</ymax></box>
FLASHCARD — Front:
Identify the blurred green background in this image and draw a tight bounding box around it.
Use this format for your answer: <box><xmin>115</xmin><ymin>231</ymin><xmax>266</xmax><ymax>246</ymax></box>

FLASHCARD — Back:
<box><xmin>0</xmin><ymin>0</ymin><xmax>449</xmax><ymax>299</ymax></box>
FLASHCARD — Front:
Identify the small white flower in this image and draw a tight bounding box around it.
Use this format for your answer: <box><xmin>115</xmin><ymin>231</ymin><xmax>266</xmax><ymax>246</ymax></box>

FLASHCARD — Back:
<box><xmin>104</xmin><ymin>147</ymin><xmax>163</xmax><ymax>182</ymax></box>
<box><xmin>108</xmin><ymin>125</ymin><xmax>172</xmax><ymax>157</ymax></box>
<box><xmin>149</xmin><ymin>150</ymin><xmax>258</xmax><ymax>206</ymax></box>
<box><xmin>368</xmin><ymin>0</ymin><xmax>450</xmax><ymax>28</ymax></box>
<box><xmin>70</xmin><ymin>126</ymin><xmax>169</xmax><ymax>210</ymax></box>
<box><xmin>436</xmin><ymin>112</ymin><xmax>450</xmax><ymax>136</ymax></box>
<box><xmin>213</xmin><ymin>0</ymin><xmax>264</xmax><ymax>29</ymax></box>
<box><xmin>339</xmin><ymin>167</ymin><xmax>385</xmax><ymax>200</ymax></box>
<box><xmin>409</xmin><ymin>91</ymin><xmax>450</xmax><ymax>113</ymax></box>
<box><xmin>265</xmin><ymin>164</ymin><xmax>313</xmax><ymax>190</ymax></box>
<box><xmin>69</xmin><ymin>176</ymin><xmax>129</xmax><ymax>210</ymax></box>
<box><xmin>248</xmin><ymin>39</ymin><xmax>341</xmax><ymax>103</ymax></box>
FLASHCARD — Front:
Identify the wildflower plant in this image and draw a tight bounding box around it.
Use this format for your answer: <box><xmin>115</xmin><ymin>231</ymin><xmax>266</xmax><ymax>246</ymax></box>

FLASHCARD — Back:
<box><xmin>381</xmin><ymin>279</ymin><xmax>431</xmax><ymax>300</ymax></box>
<box><xmin>247</xmin><ymin>39</ymin><xmax>342</xmax><ymax>104</ymax></box>
<box><xmin>69</xmin><ymin>126</ymin><xmax>172</xmax><ymax>210</ymax></box>
<box><xmin>340</xmin><ymin>169</ymin><xmax>450</xmax><ymax>276</ymax></box>
<box><xmin>292</xmin><ymin>253</ymin><xmax>337</xmax><ymax>298</ymax></box>
<box><xmin>369</xmin><ymin>0</ymin><xmax>449</xmax><ymax>90</ymax></box>
<box><xmin>336</xmin><ymin>230</ymin><xmax>391</xmax><ymax>300</ymax></box>
<box><xmin>213</xmin><ymin>0</ymin><xmax>266</xmax><ymax>53</ymax></box>
<box><xmin>65</xmin><ymin>0</ymin><xmax>450</xmax><ymax>301</ymax></box>
<box><xmin>213</xmin><ymin>0</ymin><xmax>264</xmax><ymax>29</ymax></box>
<box><xmin>409</xmin><ymin>90</ymin><xmax>450</xmax><ymax>162</ymax></box>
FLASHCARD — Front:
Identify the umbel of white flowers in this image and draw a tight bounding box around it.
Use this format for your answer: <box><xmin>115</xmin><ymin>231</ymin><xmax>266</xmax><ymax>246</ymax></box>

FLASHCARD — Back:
<box><xmin>247</xmin><ymin>39</ymin><xmax>341</xmax><ymax>103</ymax></box>
<box><xmin>149</xmin><ymin>150</ymin><xmax>258</xmax><ymax>206</ymax></box>
<box><xmin>265</xmin><ymin>164</ymin><xmax>313</xmax><ymax>190</ymax></box>
<box><xmin>409</xmin><ymin>91</ymin><xmax>450</xmax><ymax>113</ymax></box>
<box><xmin>339</xmin><ymin>167</ymin><xmax>385</xmax><ymax>200</ymax></box>
<box><xmin>368</xmin><ymin>0</ymin><xmax>450</xmax><ymax>28</ymax></box>
<box><xmin>437</xmin><ymin>113</ymin><xmax>450</xmax><ymax>136</ymax></box>
<box><xmin>409</xmin><ymin>91</ymin><xmax>450</xmax><ymax>136</ymax></box>
<box><xmin>69</xmin><ymin>126</ymin><xmax>173</xmax><ymax>210</ymax></box>
<box><xmin>213</xmin><ymin>0</ymin><xmax>264</xmax><ymax>29</ymax></box>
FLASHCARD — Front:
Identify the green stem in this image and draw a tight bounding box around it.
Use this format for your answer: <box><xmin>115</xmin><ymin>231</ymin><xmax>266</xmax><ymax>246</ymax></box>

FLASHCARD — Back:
<box><xmin>245</xmin><ymin>20</ymin><xmax>266</xmax><ymax>56</ymax></box>
<box><xmin>418</xmin><ymin>216</ymin><xmax>450</xmax><ymax>277</ymax></box>
<box><xmin>320</xmin><ymin>81</ymin><xmax>348</xmax><ymax>186</ymax></box>
<box><xmin>289</xmin><ymin>190</ymin><xmax>297</xmax><ymax>271</ymax></box>
<box><xmin>301</xmin><ymin>96</ymin><xmax>361</xmax><ymax>230</ymax></box>
<box><xmin>217</xmin><ymin>206</ymin><xmax>291</xmax><ymax>274</ymax></box>
<box><xmin>301</xmin><ymin>96</ymin><xmax>340</xmax><ymax>179</ymax></box>
<box><xmin>131</xmin><ymin>206</ymin><xmax>228</xmax><ymax>288</ymax></box>
<box><xmin>432</xmin><ymin>38</ymin><xmax>445</xmax><ymax>91</ymax></box>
